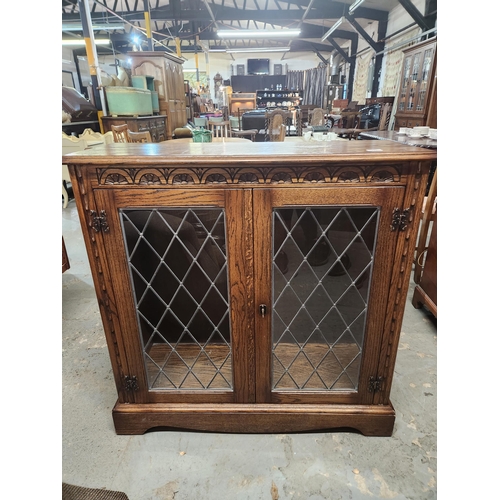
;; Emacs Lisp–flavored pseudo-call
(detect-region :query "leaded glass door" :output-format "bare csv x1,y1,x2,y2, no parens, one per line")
95,188,254,404
253,187,405,405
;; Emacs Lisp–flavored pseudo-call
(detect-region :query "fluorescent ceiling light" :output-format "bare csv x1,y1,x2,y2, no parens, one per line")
62,39,111,46
348,0,366,14
226,47,291,53
62,23,125,31
218,29,301,39
208,48,227,52
321,16,345,42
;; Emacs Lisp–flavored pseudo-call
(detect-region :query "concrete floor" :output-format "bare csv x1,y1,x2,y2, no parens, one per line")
62,197,437,500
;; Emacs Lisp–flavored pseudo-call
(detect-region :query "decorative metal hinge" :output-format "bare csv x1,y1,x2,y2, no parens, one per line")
368,376,383,393
124,375,139,391
90,210,109,233
391,208,410,232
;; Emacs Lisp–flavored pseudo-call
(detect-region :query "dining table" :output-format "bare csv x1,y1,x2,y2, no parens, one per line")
359,130,437,149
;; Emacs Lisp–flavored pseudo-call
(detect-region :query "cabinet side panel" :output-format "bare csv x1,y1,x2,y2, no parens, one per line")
68,165,133,403
374,164,430,405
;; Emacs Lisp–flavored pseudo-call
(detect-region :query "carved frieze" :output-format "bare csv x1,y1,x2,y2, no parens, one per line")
97,164,403,186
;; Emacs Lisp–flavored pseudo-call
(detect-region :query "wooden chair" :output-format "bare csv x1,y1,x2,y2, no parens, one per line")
414,169,437,284
265,109,288,142
412,169,437,317
352,103,393,139
229,116,257,142
111,123,131,143
309,108,326,126
193,117,208,128
127,130,152,143
208,120,230,138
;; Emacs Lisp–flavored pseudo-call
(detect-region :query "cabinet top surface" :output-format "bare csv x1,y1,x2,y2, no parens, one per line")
63,140,436,166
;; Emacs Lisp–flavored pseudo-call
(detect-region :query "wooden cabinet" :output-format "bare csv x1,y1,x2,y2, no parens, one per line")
228,93,256,117
395,38,437,130
101,116,167,143
64,141,435,436
128,51,187,139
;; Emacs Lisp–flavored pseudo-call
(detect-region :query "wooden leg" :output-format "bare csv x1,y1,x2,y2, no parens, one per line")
412,285,437,317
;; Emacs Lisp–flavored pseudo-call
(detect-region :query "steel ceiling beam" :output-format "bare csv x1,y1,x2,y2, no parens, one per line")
345,13,384,53
398,0,431,31
62,1,389,23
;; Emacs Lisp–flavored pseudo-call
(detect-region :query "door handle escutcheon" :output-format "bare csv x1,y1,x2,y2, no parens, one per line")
259,304,267,317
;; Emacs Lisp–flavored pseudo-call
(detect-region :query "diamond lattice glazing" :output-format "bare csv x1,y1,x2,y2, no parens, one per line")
272,207,379,391
120,208,232,390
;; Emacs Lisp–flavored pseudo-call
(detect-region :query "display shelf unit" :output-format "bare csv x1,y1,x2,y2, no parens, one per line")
394,38,437,130
256,90,303,110
64,140,435,436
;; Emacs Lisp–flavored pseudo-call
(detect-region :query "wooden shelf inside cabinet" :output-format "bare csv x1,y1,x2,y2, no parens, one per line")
64,141,436,436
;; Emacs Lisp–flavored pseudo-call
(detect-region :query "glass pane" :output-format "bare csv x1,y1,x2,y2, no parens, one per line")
120,208,232,390
272,207,379,391
399,56,412,111
406,53,421,111
416,48,434,111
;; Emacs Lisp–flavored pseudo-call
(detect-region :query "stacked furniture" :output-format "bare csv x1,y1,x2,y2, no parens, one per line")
128,51,187,139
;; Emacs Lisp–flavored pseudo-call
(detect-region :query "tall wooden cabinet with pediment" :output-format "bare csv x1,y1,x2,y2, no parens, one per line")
128,51,187,139
64,141,436,436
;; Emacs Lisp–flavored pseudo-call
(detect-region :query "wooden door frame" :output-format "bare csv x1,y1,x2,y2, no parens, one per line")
252,185,405,405
94,187,255,404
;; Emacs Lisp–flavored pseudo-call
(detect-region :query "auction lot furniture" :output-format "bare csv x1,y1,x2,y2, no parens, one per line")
394,38,437,130
64,140,435,436
128,51,187,139
102,116,167,143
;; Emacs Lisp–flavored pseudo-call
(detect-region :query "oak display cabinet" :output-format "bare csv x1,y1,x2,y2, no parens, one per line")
64,141,435,436
394,38,437,130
